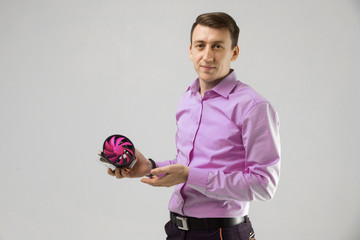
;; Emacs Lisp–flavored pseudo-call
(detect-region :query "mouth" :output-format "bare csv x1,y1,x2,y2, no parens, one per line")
201,65,215,71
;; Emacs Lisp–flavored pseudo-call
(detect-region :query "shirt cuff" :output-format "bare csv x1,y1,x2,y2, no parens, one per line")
187,167,208,192
155,160,171,168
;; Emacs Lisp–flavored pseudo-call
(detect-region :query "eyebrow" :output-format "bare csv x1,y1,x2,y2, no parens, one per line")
193,40,225,44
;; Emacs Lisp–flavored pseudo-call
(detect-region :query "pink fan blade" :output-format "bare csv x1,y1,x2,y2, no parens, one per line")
117,156,124,165
108,156,119,163
109,136,116,147
119,142,133,147
121,154,128,164
104,150,117,158
113,145,125,155
124,148,134,155
115,137,125,146
104,141,113,151
124,153,131,164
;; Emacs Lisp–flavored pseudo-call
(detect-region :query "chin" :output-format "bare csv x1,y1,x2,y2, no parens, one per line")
199,73,216,81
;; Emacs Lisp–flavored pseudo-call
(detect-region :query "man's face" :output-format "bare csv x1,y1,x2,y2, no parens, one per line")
190,24,239,87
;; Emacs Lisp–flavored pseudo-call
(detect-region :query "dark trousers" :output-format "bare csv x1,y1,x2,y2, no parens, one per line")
164,216,255,240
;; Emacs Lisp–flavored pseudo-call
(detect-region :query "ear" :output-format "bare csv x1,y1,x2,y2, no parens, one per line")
189,44,193,61
231,45,239,61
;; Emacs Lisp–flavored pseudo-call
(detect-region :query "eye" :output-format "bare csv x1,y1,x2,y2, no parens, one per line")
196,44,205,49
213,44,223,49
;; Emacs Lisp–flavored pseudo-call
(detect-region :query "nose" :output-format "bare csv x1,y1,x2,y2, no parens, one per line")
203,46,214,62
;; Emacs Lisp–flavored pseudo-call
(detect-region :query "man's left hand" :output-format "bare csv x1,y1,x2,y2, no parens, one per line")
141,164,189,187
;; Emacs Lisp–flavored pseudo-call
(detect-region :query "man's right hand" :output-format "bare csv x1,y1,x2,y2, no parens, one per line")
107,148,154,179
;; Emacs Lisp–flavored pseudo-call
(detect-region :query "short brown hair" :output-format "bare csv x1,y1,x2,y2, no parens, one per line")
190,12,240,49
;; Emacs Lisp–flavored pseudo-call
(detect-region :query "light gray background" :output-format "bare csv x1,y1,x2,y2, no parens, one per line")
1,0,359,239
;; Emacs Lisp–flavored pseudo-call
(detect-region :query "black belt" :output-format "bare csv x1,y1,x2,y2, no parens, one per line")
170,212,247,231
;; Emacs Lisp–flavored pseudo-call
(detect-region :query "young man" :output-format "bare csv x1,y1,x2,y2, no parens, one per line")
108,12,281,240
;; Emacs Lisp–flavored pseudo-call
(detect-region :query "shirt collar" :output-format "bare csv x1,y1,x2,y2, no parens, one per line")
188,69,239,98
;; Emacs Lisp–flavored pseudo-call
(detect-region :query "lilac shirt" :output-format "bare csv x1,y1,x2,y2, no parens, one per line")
157,70,281,218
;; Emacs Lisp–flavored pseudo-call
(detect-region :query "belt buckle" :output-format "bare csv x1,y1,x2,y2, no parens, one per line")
176,216,189,231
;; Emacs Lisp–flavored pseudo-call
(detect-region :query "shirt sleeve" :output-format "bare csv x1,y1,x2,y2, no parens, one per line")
156,159,176,168
186,102,281,202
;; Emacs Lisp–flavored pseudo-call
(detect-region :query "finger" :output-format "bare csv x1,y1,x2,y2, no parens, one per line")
107,168,115,176
141,176,160,186
141,175,173,187
140,177,150,184
151,166,170,176
120,168,131,178
115,168,123,179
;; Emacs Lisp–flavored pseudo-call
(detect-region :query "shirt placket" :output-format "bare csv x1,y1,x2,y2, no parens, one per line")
188,93,204,165
180,93,204,215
